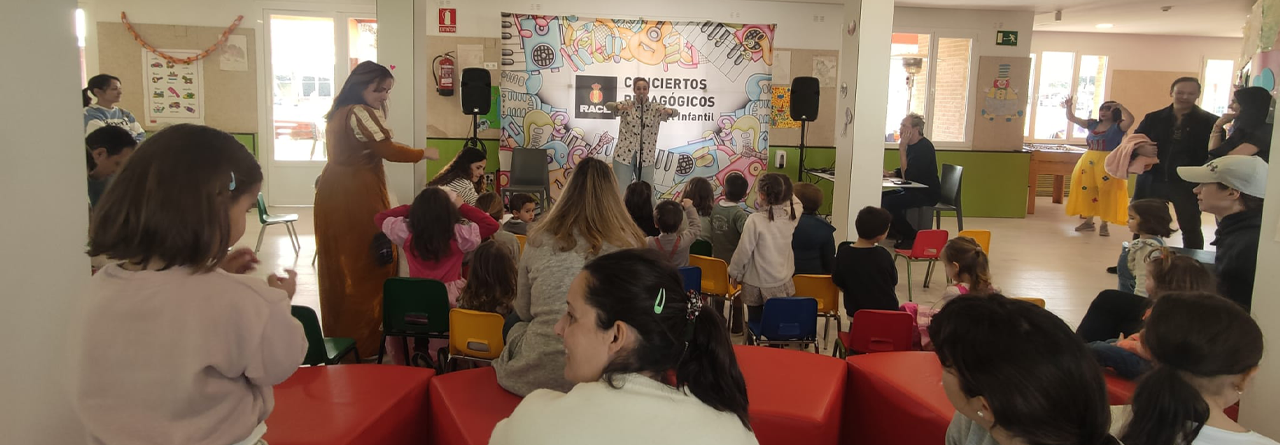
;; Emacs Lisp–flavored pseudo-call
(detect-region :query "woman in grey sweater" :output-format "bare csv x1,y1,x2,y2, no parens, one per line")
493,157,646,396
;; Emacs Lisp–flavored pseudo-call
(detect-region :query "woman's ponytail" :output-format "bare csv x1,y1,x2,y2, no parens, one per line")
676,300,751,429
1119,365,1209,445
82,87,93,107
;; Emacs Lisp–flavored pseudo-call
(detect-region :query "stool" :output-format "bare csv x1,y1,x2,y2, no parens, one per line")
735,345,846,445
428,366,523,445
844,352,953,445
264,365,434,445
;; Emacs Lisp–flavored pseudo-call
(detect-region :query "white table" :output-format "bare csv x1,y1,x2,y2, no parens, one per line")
882,178,928,189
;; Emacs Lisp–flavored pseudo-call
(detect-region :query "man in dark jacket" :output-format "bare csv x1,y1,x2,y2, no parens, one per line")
1133,77,1220,249
883,113,942,249
1177,156,1268,312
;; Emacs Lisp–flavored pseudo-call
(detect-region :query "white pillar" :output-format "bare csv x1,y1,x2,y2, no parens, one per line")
1240,123,1280,436
0,0,88,442
377,0,427,205
831,0,894,241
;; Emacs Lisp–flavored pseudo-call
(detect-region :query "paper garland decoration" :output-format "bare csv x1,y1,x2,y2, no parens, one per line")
121,12,244,65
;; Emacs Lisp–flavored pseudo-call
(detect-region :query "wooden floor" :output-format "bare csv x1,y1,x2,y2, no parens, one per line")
240,197,1219,349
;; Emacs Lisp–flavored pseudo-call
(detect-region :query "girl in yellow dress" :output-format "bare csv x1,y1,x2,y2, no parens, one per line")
1063,96,1134,237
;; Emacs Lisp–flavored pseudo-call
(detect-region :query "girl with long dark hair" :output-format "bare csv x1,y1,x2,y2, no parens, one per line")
624,181,661,237
1119,292,1272,445
1210,86,1273,161
427,147,487,205
83,74,146,142
489,249,756,444
931,295,1119,445
314,61,439,357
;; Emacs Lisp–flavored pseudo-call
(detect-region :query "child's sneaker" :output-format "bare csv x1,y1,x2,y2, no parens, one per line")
1074,221,1096,232
1099,224,1110,237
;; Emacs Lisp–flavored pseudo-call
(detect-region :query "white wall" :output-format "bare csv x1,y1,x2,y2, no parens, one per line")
424,0,843,50
894,7,1034,59
1241,121,1280,438
0,0,90,442
1031,31,1239,75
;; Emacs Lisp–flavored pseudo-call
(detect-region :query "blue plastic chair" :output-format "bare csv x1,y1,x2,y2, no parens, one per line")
746,297,819,352
678,266,702,294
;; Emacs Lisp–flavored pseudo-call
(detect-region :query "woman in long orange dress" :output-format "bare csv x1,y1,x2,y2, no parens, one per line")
314,62,438,357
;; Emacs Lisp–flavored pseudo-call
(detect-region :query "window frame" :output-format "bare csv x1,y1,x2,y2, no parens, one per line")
1023,52,1118,145
885,28,979,149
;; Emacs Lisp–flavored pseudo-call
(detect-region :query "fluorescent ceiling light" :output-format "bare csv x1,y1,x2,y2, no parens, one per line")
1096,23,1114,29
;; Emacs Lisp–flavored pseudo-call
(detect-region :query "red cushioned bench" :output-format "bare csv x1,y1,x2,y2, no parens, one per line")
264,365,435,445
844,352,954,445
428,366,523,445
734,345,847,445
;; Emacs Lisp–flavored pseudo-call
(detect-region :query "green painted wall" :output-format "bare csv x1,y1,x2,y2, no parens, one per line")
232,133,257,160
884,149,1030,218
424,138,502,180
422,141,1033,218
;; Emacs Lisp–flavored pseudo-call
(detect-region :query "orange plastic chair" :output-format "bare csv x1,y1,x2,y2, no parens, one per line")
514,234,526,257
445,309,505,372
1012,297,1046,308
689,254,742,331
793,274,842,341
957,230,991,255
893,229,949,302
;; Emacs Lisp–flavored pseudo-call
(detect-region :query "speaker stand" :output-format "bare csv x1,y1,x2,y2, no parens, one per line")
798,120,809,182
463,114,487,154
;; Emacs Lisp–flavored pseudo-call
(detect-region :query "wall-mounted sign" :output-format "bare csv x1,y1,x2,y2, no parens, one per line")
996,30,1018,46
439,8,457,33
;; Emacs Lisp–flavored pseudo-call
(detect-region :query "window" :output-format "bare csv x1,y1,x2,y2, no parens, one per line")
1071,55,1109,138
886,33,930,142
1032,51,1074,140
76,8,86,85
884,33,974,144
1025,53,1036,137
1202,59,1236,116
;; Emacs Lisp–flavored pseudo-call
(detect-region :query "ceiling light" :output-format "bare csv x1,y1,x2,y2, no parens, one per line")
1096,23,1114,29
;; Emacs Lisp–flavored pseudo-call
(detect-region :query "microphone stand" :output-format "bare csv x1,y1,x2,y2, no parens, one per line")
633,99,645,183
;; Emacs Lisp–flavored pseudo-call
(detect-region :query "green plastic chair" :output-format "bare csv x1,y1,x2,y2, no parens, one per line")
290,305,358,365
255,192,300,255
376,278,452,366
690,239,713,257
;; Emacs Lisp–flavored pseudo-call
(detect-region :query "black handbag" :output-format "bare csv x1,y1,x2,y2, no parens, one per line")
371,232,395,266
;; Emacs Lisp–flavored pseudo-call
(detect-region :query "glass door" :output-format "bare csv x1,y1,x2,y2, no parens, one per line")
264,13,375,205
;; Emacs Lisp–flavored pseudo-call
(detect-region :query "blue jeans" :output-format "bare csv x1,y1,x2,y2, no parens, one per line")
1116,246,1136,293
613,159,655,196
1088,340,1150,379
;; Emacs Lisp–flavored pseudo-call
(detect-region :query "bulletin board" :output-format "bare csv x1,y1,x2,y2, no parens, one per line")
96,22,257,133
770,48,839,148
1110,70,1200,130
424,36,502,139
972,56,1032,151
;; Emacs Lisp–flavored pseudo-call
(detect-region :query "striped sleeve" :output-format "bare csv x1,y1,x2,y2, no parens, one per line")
349,106,392,142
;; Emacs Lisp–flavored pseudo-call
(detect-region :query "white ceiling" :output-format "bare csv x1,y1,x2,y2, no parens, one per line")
895,0,1252,38
763,0,1253,38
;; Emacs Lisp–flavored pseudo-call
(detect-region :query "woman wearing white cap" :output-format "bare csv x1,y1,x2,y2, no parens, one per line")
1177,155,1268,311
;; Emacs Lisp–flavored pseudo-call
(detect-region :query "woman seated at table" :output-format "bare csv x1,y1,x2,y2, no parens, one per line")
932,295,1119,445
488,249,757,445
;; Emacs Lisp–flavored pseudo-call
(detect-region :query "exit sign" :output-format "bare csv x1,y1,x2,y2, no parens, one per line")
996,30,1019,46
439,8,457,33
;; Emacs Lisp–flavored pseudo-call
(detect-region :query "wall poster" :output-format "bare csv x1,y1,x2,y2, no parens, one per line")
142,49,206,125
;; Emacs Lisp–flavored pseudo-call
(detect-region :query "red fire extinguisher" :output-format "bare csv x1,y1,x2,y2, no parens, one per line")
434,52,456,96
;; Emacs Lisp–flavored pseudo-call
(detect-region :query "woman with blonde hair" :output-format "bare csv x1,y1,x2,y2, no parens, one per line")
493,157,646,396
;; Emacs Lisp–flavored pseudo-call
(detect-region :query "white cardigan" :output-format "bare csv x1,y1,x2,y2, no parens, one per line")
488,373,758,445
728,196,803,288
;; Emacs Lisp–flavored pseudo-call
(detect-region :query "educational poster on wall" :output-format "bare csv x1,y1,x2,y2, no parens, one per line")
498,14,775,203
142,49,206,125
972,56,1030,150
771,86,801,129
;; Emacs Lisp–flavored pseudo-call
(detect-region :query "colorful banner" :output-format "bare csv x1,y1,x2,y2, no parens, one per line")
498,14,776,203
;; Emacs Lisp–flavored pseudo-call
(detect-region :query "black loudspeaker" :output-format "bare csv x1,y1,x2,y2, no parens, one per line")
790,76,820,122
461,68,491,116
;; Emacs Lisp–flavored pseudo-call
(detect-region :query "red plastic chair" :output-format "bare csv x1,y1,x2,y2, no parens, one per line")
893,230,949,302
834,310,915,358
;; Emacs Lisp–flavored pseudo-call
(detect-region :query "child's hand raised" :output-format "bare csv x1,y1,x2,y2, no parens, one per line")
267,269,298,299
219,247,260,274
445,188,463,208
681,198,694,208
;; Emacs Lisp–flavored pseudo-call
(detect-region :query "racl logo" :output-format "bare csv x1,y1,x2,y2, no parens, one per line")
575,75,617,119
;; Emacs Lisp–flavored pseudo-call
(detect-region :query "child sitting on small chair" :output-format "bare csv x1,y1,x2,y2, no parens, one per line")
646,198,702,267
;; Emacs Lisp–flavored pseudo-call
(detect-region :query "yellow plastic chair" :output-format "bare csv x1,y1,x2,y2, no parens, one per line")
689,254,742,331
1012,297,1046,308
957,229,991,255
445,309,506,372
514,234,527,257
793,274,842,342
